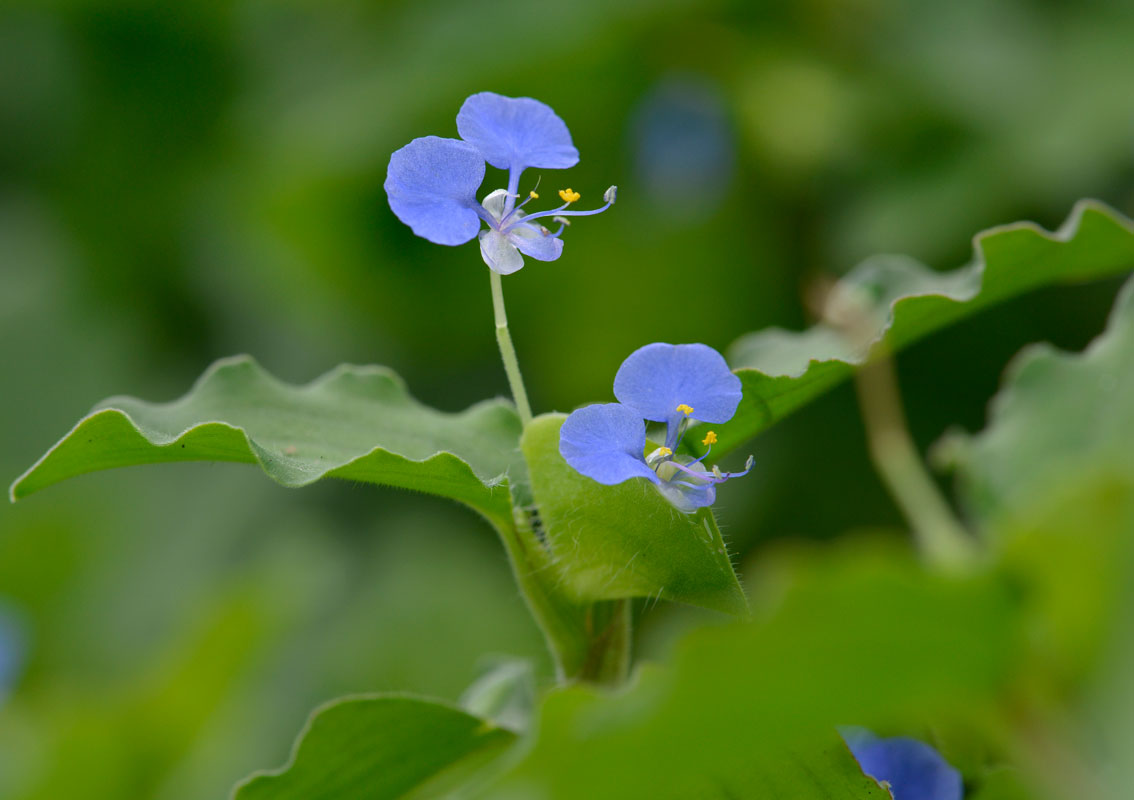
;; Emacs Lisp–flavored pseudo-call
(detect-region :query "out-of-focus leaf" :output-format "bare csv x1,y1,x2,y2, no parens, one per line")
943,274,1134,799
232,694,515,800
946,273,1134,524
715,200,1134,456
940,273,1134,682
485,543,1021,799
521,414,747,616
10,356,521,526
459,659,536,734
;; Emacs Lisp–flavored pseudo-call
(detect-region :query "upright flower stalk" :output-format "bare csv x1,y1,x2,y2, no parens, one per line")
384,91,615,425
489,269,532,426
386,91,623,683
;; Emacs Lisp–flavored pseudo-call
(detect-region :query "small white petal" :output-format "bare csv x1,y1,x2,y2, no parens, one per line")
480,189,511,222
479,229,525,274
509,225,563,262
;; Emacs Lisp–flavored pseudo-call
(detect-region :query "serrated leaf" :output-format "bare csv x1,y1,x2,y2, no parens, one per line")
232,694,515,800
521,413,747,616
714,200,1134,455
11,356,521,525
486,543,1020,799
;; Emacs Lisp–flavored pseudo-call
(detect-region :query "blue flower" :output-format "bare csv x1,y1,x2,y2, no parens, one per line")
385,92,616,274
842,727,963,800
559,343,750,512
0,603,25,704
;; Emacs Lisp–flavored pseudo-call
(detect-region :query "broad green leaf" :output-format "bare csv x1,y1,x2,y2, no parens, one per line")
521,413,747,616
947,273,1134,524
714,200,1134,456
486,542,1021,799
940,274,1134,684
232,694,515,800
10,356,521,525
943,274,1134,800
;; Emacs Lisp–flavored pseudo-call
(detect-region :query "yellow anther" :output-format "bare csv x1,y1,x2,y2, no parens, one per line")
701,431,718,446
529,190,539,199
558,188,580,204
676,403,694,416
658,447,673,457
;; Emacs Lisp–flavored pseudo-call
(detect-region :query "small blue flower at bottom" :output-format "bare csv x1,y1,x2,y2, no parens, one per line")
559,343,751,512
842,727,963,800
384,92,616,274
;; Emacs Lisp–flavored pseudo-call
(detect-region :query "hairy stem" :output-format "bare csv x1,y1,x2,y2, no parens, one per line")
491,509,630,686
490,270,533,426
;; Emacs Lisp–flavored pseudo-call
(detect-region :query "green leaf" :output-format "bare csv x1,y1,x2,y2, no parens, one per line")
946,273,1134,524
941,274,1134,800
486,542,1021,798
10,356,521,525
232,694,516,800
940,274,1134,684
715,200,1134,455
521,413,747,616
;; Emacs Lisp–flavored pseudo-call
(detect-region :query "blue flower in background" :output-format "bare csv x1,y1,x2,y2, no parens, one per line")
385,92,616,274
0,603,26,703
842,727,963,800
560,343,751,512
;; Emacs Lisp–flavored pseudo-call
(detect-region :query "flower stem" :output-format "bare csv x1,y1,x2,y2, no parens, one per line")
490,509,630,686
854,352,978,569
489,270,533,426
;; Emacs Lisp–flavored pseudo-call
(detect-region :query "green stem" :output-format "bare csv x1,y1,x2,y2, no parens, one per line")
490,510,631,686
854,353,977,569
490,270,533,426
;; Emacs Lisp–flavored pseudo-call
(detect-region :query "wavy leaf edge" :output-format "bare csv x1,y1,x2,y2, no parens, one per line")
9,354,520,509
731,199,1134,379
227,691,513,800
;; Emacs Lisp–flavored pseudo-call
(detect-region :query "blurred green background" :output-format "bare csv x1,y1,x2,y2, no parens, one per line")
1,0,1132,797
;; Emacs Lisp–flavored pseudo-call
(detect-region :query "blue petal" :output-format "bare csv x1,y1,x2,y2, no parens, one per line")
613,343,742,426
385,136,486,245
559,403,659,486
457,92,580,172
842,728,963,800
0,604,25,700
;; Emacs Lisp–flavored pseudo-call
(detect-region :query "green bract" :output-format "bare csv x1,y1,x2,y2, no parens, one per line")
524,414,747,615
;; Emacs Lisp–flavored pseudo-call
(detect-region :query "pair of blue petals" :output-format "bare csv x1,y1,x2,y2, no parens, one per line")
385,92,611,274
559,342,744,511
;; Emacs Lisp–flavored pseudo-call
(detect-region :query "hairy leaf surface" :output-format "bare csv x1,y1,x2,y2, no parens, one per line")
522,413,747,616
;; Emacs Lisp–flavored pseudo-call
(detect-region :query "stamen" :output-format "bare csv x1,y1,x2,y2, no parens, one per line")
513,186,618,226
676,404,694,416
529,190,539,200
701,431,718,446
645,445,674,468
